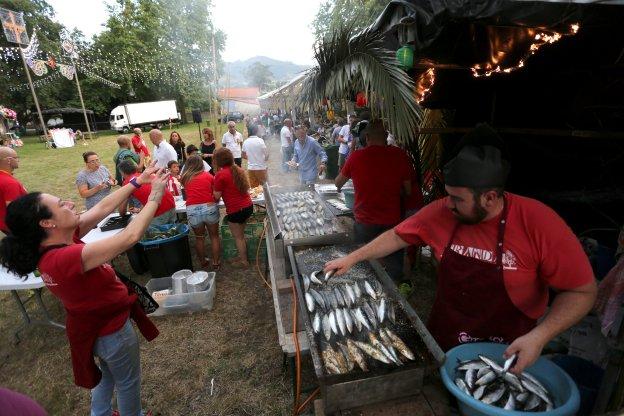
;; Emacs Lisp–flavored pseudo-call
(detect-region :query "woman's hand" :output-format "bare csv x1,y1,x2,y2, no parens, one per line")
136,161,158,185
148,168,170,203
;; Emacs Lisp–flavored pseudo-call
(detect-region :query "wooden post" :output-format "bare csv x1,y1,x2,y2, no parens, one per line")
18,49,47,139
211,28,218,129
71,58,93,140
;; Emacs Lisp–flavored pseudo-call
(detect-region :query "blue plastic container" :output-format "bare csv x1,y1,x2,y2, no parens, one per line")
440,342,580,416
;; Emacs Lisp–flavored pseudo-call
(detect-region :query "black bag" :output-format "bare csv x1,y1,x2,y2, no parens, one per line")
114,268,159,314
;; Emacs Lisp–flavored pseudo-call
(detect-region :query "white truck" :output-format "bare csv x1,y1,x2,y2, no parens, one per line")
109,100,179,132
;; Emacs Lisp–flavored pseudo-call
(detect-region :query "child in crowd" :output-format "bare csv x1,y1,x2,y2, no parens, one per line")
167,160,182,196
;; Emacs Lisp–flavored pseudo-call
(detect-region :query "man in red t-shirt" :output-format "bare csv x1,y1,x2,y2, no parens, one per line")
325,124,597,374
335,119,414,281
117,160,176,226
131,128,151,170
0,147,27,233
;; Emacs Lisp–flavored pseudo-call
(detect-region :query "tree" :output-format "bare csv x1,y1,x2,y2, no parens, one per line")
311,0,388,43
245,62,273,92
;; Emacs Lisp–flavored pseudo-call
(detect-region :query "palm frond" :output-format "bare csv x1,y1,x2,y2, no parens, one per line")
299,25,422,144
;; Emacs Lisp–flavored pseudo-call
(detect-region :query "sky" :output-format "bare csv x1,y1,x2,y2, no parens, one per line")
46,0,323,65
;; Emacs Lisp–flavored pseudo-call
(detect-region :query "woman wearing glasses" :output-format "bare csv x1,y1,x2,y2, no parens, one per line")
76,151,117,210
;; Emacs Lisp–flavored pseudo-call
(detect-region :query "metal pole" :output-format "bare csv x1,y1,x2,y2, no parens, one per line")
19,49,47,138
71,58,93,140
211,28,218,127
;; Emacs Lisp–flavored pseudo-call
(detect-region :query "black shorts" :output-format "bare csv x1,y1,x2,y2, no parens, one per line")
225,205,253,224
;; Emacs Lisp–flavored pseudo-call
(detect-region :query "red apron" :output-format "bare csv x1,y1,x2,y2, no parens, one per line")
427,199,536,351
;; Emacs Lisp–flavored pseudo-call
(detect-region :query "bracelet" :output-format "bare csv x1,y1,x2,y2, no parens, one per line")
129,177,141,189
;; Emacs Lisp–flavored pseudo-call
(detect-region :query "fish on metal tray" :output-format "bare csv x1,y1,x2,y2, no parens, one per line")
334,287,345,308
322,346,342,375
342,308,353,334
312,313,321,333
336,342,354,372
322,314,331,341
376,330,402,365
328,310,338,336
303,274,310,292
353,340,391,364
364,280,377,300
346,339,369,372
368,332,400,366
383,328,416,361
377,298,386,323
335,306,347,336
310,270,323,285
353,307,371,331
309,288,326,310
362,301,378,329
304,292,315,313
350,308,363,332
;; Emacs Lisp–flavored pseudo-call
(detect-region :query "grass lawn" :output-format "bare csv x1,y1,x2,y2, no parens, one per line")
16,120,236,211
0,122,299,415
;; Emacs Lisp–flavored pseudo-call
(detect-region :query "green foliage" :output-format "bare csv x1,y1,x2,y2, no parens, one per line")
0,0,225,123
299,25,422,144
311,0,388,43
245,61,273,92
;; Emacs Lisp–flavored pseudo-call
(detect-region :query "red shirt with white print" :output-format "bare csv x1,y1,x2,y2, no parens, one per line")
394,192,594,319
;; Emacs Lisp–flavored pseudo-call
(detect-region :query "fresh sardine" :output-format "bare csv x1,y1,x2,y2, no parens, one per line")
329,310,338,335
344,284,356,306
312,313,321,333
353,281,362,299
336,307,346,336
353,340,391,364
350,308,362,332
328,290,338,309
476,370,497,386
322,314,331,341
502,353,517,373
324,269,334,282
303,274,310,292
362,301,378,328
354,307,371,331
304,292,315,313
346,339,369,372
503,392,516,411
502,372,524,392
310,271,323,285
377,298,386,323
472,385,486,400
465,368,476,390
383,328,416,361
476,365,491,378
455,378,470,395
523,393,541,411
309,288,325,310
478,355,504,374
342,308,353,334
481,383,506,404
515,392,529,403
521,378,552,405
334,287,345,307
364,280,377,300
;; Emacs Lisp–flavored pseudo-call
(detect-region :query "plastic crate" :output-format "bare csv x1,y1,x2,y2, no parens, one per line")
145,272,216,316
222,238,267,261
219,212,266,239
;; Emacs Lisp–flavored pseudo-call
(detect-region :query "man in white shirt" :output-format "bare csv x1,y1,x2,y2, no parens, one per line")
337,114,356,170
149,129,177,169
242,124,269,188
280,118,294,173
222,121,244,166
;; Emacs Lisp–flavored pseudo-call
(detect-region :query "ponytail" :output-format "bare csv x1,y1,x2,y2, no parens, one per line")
0,193,52,277
230,164,250,194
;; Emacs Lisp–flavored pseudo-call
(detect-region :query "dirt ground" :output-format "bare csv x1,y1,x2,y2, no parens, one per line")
0,133,437,415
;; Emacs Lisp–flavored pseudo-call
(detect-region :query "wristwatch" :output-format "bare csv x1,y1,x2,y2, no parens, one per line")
129,177,141,189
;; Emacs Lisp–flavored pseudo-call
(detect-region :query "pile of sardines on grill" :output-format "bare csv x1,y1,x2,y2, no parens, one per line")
303,268,417,375
454,354,555,412
274,191,336,239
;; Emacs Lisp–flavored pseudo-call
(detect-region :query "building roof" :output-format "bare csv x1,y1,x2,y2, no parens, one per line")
217,87,260,100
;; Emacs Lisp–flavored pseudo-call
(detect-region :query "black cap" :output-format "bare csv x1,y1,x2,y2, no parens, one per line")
444,145,510,188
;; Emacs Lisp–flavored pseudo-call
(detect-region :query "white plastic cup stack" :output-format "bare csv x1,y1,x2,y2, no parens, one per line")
171,269,192,294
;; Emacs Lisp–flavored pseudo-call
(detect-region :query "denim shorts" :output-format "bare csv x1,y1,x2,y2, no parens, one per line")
186,203,219,228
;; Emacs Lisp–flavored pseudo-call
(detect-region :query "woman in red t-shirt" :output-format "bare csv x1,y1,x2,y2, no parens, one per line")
180,155,221,270
213,148,253,267
0,164,168,416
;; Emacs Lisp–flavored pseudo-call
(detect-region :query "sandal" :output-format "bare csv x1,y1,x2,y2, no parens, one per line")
212,261,221,271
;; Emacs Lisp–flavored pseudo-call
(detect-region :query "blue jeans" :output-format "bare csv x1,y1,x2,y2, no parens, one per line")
281,145,294,173
149,208,176,227
91,319,142,416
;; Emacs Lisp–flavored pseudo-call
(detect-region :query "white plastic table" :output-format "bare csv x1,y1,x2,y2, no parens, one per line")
175,195,266,213
0,267,65,343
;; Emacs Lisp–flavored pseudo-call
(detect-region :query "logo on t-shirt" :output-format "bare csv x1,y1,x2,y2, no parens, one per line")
449,244,518,270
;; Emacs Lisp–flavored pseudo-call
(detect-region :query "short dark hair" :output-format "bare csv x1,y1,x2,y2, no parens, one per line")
186,144,198,154
248,124,258,136
167,160,179,169
303,120,311,129
118,159,138,175
82,151,97,162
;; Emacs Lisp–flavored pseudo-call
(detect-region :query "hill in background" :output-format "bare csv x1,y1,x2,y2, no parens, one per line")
223,56,310,88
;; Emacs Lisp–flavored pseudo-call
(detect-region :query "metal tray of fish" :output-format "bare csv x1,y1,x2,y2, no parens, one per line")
264,184,351,246
288,245,445,414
